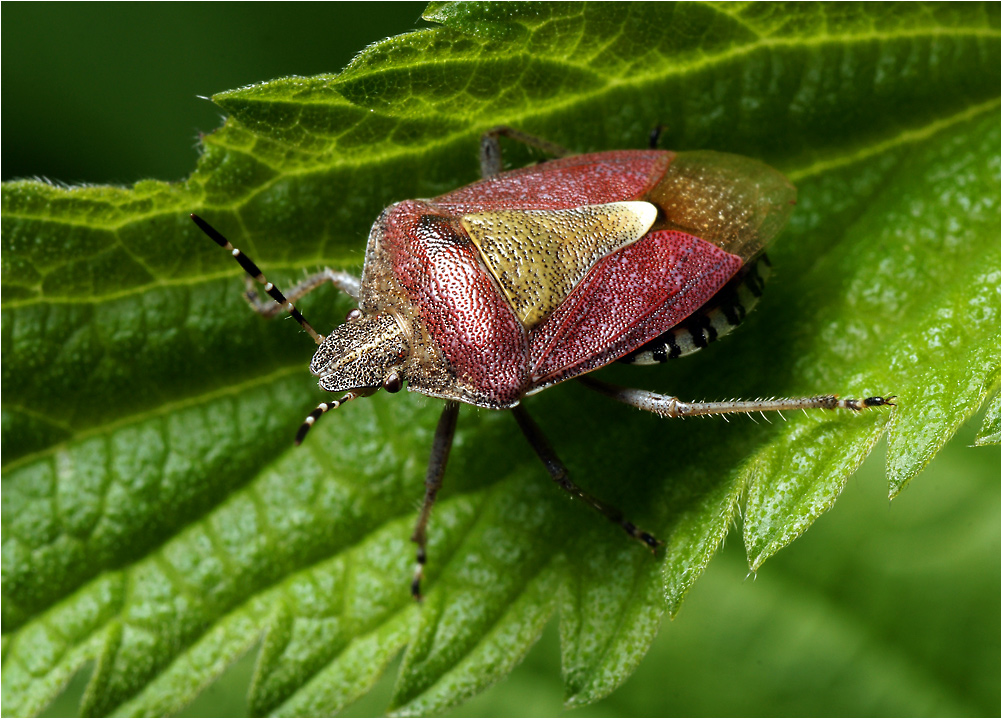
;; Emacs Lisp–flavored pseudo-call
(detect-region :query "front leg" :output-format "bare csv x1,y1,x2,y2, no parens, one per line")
244,268,361,317
192,214,327,344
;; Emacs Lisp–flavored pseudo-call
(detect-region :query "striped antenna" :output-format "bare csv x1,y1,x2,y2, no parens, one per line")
191,214,323,345
294,390,372,445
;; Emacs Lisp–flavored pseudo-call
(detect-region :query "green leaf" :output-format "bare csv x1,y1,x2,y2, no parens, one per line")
3,2,999,716
452,429,999,716
974,391,1000,445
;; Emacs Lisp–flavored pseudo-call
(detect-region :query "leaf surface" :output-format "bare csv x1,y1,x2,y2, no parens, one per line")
975,391,1000,446
2,2,999,716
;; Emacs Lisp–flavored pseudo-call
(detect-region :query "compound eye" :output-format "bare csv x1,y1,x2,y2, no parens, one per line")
382,372,403,394
345,308,363,322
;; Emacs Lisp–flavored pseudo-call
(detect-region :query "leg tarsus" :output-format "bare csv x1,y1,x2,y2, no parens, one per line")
511,405,663,552
410,401,460,600
850,396,897,410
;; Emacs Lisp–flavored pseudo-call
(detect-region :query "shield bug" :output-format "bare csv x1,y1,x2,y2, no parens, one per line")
192,126,894,598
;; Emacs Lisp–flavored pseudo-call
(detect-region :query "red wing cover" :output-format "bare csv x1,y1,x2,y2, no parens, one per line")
384,201,529,405
434,151,672,212
528,230,743,388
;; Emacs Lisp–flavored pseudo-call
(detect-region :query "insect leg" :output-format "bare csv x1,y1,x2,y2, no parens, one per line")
244,268,361,318
577,376,896,417
511,405,662,551
648,124,669,149
191,214,325,344
480,126,572,179
410,400,460,601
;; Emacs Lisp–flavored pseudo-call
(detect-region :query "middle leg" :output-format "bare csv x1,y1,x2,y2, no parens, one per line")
511,405,661,550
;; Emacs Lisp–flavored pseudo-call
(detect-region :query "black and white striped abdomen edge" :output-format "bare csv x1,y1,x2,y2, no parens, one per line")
618,254,771,365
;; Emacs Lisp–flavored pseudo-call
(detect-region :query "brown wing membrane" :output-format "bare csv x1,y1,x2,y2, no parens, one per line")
645,151,796,262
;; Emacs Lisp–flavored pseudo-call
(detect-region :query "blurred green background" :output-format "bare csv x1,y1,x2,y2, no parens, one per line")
2,2,426,183
5,3,998,716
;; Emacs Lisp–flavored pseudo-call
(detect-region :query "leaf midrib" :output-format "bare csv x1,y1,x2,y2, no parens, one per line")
788,98,1000,182
336,24,999,90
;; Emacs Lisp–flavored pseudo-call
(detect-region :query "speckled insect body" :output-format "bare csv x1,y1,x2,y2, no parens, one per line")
193,127,893,598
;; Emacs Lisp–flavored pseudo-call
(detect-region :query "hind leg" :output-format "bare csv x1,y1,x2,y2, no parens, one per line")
577,375,895,418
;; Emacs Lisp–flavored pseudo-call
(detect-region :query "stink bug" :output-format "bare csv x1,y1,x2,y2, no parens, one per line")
192,126,894,599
